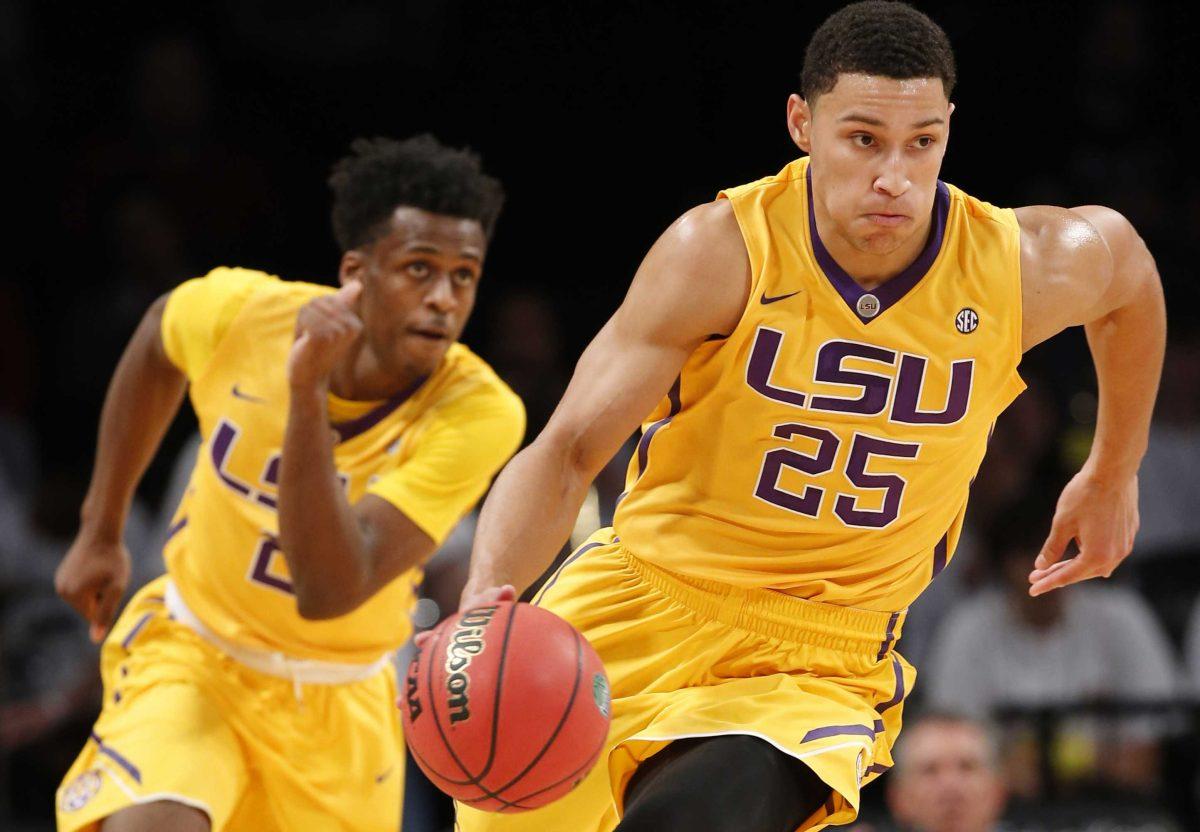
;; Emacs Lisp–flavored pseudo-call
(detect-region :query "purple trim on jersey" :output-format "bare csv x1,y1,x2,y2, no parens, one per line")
807,166,951,324
873,718,885,734
865,763,892,776
875,611,901,661
635,377,682,477
90,732,142,783
165,516,188,542
531,541,603,606
121,613,153,650
801,723,876,743
331,376,428,444
931,531,950,580
876,656,906,714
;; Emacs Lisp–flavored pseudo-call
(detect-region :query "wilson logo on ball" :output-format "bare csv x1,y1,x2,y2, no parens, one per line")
444,606,498,724
405,664,423,723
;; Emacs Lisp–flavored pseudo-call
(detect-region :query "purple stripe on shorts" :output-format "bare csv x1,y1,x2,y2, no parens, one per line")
634,377,682,478
90,732,142,784
531,541,603,606
801,724,876,743
875,656,906,714
875,611,900,661
165,515,188,542
931,531,950,580
121,613,153,650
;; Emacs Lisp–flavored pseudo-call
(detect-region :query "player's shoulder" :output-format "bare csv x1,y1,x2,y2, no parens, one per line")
1012,205,1111,271
943,182,1018,231
431,343,525,419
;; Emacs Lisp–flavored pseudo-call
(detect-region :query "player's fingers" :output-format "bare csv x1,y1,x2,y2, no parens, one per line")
1029,557,1092,596
334,280,363,305
89,584,123,644
1028,558,1073,583
1034,519,1073,571
496,584,517,603
413,629,435,649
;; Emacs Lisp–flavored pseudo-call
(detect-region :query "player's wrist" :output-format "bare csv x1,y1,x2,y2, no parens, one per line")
78,496,126,545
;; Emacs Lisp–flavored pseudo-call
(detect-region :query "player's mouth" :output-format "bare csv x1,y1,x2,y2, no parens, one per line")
864,213,910,227
407,325,451,342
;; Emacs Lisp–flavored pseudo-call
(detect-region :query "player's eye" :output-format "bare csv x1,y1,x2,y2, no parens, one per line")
406,261,431,279
913,135,935,149
851,134,875,148
452,268,478,286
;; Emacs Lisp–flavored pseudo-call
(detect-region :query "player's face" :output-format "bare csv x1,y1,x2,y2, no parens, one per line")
342,207,486,379
788,73,952,257
888,722,1006,832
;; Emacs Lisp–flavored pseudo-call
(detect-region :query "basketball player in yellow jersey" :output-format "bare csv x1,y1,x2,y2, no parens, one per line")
451,3,1164,831
52,135,524,832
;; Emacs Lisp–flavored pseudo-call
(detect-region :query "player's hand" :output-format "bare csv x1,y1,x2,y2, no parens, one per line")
54,533,132,643
287,281,364,391
1028,464,1139,596
412,584,517,649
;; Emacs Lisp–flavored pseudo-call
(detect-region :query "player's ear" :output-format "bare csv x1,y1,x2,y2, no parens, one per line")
787,94,813,153
339,250,365,287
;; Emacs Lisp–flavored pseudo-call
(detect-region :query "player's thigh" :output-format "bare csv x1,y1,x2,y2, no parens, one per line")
618,736,829,832
56,674,249,832
101,800,210,832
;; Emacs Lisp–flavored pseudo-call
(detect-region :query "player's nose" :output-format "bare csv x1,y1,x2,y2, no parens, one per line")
424,275,458,313
873,153,911,198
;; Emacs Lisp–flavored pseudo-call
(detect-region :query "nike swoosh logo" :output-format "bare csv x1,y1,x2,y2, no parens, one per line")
374,766,394,784
760,290,802,305
231,384,267,404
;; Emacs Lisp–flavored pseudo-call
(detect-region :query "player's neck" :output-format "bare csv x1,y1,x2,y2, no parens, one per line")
328,347,425,402
811,206,934,292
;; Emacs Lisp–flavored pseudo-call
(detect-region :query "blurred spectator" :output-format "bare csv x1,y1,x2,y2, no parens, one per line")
924,504,1178,798
886,712,1007,832
1136,334,1200,558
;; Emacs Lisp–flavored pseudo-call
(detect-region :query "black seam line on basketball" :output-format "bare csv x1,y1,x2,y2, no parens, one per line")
424,612,497,791
476,601,521,785
456,633,592,806
479,627,587,807
459,709,609,810
417,602,520,797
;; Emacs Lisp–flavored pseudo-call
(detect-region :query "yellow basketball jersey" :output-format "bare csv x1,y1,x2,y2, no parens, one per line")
160,267,524,662
613,157,1024,611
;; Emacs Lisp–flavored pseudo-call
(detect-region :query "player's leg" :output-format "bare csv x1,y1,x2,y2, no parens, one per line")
101,801,210,832
56,580,250,832
616,736,830,832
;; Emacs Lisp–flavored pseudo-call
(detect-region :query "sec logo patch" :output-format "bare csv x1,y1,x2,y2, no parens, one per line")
59,769,103,812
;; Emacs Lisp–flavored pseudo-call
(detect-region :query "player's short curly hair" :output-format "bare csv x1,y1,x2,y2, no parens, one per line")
801,1,956,103
328,135,505,252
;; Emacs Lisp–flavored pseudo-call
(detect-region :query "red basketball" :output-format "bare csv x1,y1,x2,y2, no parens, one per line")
401,601,612,812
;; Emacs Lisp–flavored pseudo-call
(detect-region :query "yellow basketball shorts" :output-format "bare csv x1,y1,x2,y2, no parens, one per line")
455,529,914,832
55,576,404,832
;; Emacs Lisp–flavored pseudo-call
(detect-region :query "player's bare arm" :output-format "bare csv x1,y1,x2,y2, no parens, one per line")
460,200,751,607
1015,205,1165,595
54,294,188,642
277,281,438,619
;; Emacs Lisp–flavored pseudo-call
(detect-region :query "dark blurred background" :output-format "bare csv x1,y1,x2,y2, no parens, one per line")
1,1,1198,830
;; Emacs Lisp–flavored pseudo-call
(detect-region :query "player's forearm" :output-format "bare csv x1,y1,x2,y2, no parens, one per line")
277,386,370,619
1083,256,1165,481
81,297,186,543
466,433,595,597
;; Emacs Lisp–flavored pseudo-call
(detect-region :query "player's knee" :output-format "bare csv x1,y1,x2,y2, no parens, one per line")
101,800,211,832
